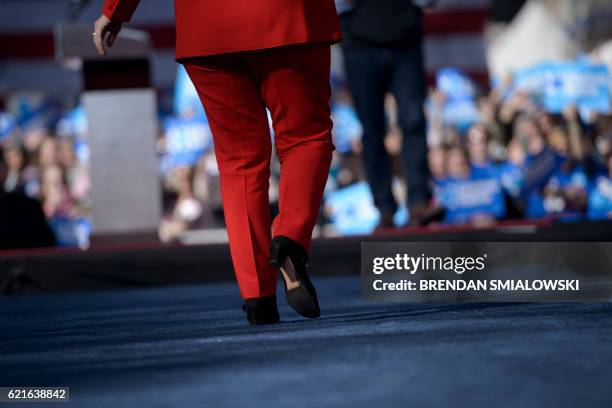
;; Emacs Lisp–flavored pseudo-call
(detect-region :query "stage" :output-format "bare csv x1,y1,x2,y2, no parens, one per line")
3,220,612,295
2,276,612,407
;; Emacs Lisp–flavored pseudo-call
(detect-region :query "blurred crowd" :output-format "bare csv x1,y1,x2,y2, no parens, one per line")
2,65,612,246
0,119,91,247
424,77,612,225
322,72,612,234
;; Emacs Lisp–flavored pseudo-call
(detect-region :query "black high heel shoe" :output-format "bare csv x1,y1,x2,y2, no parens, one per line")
269,236,320,318
242,294,280,325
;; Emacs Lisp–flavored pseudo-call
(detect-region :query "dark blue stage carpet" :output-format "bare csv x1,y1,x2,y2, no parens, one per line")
1,276,612,408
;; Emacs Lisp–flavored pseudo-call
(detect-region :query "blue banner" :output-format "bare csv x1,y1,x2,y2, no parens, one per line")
0,111,17,142
164,116,213,168
436,67,476,101
325,182,409,235
514,60,611,114
588,175,612,220
56,106,88,138
331,101,362,154
325,182,380,235
434,67,480,131
48,216,91,249
438,173,506,224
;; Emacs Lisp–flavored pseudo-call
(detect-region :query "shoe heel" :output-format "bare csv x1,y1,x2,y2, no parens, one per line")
269,241,286,268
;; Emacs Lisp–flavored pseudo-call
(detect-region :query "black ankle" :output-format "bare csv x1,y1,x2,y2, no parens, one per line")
242,294,279,325
269,235,308,268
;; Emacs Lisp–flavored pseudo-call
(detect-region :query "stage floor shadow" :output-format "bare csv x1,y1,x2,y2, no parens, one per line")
1,276,612,407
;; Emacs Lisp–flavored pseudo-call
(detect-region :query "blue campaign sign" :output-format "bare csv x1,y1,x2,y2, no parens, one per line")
440,99,480,132
497,161,524,198
48,216,91,249
56,106,87,138
515,60,611,114
325,182,380,235
331,101,362,154
588,176,612,220
164,116,213,167
514,62,552,95
438,174,506,224
436,67,476,101
0,111,17,142
545,61,610,113
434,67,480,131
325,182,408,235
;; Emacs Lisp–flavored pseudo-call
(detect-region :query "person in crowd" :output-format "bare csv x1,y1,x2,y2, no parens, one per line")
466,124,496,175
588,153,612,220
428,146,446,183
438,146,506,227
2,141,39,197
159,165,203,242
427,146,448,216
478,95,508,150
37,136,59,169
519,106,594,219
340,0,433,228
2,142,28,193
41,164,74,219
58,137,90,204
513,115,563,218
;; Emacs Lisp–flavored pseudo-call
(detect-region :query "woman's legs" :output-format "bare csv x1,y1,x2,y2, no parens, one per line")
182,44,334,301
184,55,277,299
247,44,334,251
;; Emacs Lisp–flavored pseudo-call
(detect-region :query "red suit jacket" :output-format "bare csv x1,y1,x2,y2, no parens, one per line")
103,0,342,60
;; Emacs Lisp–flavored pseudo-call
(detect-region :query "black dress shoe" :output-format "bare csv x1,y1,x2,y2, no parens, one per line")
375,211,396,231
242,294,280,325
269,236,320,318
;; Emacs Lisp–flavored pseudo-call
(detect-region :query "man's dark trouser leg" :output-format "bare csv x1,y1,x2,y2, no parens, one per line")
389,45,431,208
342,48,397,216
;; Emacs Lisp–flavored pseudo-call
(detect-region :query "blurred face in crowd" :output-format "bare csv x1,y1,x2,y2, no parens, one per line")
443,128,461,147
516,116,545,155
446,147,470,179
58,139,77,169
42,165,63,192
38,137,59,168
547,129,569,155
478,97,496,123
467,124,488,165
507,139,526,166
3,146,24,171
22,127,47,154
595,136,610,159
537,112,555,135
41,165,65,210
41,165,70,217
513,91,535,113
428,147,446,180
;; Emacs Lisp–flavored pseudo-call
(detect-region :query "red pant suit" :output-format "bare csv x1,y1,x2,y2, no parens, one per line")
103,0,342,298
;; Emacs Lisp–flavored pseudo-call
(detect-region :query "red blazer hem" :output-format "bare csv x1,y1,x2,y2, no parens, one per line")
175,36,342,62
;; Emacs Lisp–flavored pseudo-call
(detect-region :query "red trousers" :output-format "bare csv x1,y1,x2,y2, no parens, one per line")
183,44,334,299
